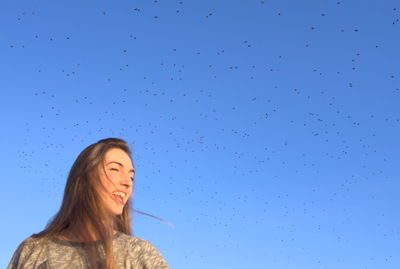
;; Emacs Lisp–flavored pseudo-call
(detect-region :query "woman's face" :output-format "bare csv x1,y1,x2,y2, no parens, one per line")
99,148,134,216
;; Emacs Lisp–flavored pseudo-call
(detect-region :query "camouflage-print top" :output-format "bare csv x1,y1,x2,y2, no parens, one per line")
7,232,170,269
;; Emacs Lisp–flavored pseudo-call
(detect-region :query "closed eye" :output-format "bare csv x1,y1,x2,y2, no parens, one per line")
110,168,119,172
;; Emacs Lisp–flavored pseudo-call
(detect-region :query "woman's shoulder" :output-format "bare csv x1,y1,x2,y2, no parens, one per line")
115,232,159,249
7,236,50,269
114,233,170,268
12,236,52,258
15,236,48,250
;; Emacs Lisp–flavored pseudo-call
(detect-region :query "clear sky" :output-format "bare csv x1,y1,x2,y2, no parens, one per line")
1,0,399,268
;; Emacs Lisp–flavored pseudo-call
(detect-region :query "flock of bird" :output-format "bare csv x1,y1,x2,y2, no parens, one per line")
4,1,399,268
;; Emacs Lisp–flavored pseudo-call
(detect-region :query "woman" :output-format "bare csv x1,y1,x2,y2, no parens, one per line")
8,138,170,269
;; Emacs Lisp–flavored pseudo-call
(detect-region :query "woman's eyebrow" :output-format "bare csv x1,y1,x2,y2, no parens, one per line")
106,161,135,173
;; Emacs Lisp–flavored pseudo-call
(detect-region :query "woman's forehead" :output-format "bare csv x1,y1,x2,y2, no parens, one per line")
104,148,133,167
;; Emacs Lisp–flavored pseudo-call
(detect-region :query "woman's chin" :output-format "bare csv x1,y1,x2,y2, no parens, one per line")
110,206,124,216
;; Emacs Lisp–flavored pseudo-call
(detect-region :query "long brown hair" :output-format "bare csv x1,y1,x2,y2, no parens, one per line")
33,138,133,269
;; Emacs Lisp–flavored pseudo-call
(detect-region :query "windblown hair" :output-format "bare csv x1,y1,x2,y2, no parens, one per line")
33,138,133,269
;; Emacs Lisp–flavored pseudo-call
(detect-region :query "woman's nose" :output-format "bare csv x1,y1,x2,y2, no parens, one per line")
120,172,133,187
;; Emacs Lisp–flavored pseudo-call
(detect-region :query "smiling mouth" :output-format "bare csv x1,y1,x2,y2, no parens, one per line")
111,191,126,205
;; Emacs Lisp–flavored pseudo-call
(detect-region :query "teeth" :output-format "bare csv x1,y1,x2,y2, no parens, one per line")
112,191,126,198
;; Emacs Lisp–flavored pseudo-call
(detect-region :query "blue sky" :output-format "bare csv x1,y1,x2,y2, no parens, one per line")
1,0,399,268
